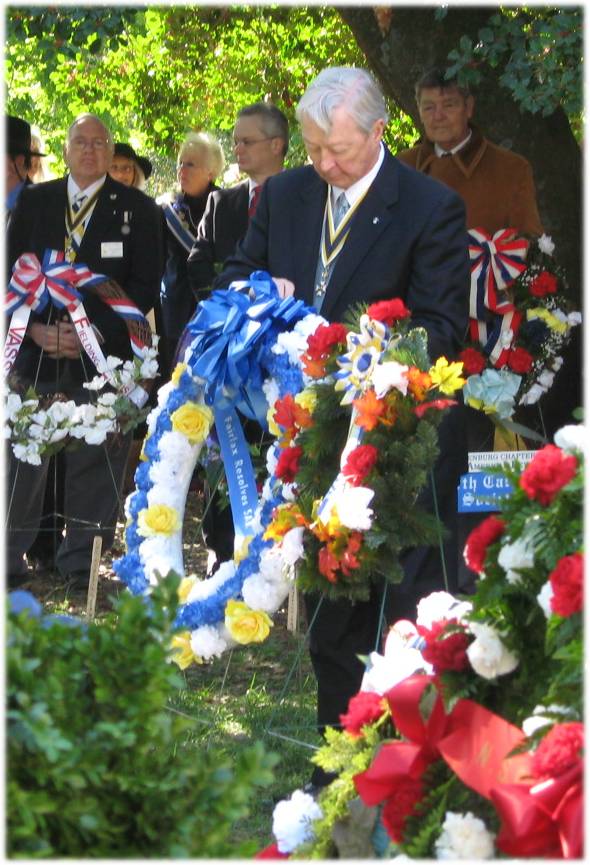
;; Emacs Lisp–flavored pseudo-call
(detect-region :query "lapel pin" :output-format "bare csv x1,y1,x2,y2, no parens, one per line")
110,193,117,200
373,217,380,225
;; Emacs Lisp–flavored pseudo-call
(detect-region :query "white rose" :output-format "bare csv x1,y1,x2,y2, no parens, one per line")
435,811,495,859
272,789,323,854
466,622,519,679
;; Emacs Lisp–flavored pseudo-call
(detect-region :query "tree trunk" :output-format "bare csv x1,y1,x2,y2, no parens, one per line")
339,6,582,301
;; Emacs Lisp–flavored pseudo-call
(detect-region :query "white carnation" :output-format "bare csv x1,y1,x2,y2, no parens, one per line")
551,355,564,371
435,811,495,859
242,574,289,612
272,789,323,853
416,591,472,628
262,377,280,415
158,430,199,465
537,581,554,618
537,234,555,256
334,485,374,531
568,311,582,326
466,622,519,679
371,360,409,398
280,527,305,567
538,369,555,389
554,424,585,454
497,535,535,584
190,625,228,660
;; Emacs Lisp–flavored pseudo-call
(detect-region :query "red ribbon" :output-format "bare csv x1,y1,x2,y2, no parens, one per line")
255,842,290,859
492,762,583,859
354,674,529,816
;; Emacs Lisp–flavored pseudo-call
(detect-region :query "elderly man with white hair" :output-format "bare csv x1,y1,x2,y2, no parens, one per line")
216,67,470,788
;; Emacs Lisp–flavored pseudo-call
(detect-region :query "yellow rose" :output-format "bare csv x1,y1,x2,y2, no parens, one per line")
225,600,272,645
171,402,213,444
137,503,181,537
295,388,317,414
178,575,197,604
171,363,188,386
428,357,466,395
170,631,202,669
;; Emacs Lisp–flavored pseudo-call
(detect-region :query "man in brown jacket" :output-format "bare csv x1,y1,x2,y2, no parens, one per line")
397,68,543,235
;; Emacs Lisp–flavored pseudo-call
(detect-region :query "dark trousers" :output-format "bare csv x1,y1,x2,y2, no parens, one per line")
6,431,131,579
303,408,466,784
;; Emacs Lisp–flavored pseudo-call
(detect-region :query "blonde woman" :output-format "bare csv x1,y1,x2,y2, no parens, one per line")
158,132,225,378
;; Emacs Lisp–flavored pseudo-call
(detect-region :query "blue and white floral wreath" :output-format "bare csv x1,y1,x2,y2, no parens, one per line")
114,273,325,663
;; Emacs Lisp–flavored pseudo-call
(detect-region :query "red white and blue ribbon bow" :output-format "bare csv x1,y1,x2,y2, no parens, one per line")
4,250,153,406
469,228,528,318
468,228,528,368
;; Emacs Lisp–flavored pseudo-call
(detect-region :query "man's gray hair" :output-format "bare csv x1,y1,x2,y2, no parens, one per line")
296,67,389,134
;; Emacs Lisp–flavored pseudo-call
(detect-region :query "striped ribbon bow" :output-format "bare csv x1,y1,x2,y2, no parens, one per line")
468,228,528,368
5,249,104,314
468,227,528,319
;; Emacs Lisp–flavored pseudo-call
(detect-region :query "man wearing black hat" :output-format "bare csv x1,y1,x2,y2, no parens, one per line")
5,115,44,223
109,142,153,191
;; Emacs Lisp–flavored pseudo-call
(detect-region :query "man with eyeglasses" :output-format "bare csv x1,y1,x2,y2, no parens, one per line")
6,112,163,590
186,102,289,574
187,101,289,297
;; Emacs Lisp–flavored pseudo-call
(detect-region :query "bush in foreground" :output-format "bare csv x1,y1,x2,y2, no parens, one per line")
7,579,277,858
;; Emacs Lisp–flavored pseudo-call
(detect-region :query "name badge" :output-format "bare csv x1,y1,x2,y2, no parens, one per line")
101,241,123,258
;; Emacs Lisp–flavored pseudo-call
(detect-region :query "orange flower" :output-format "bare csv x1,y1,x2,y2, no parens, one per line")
273,394,313,443
407,367,432,402
318,546,340,583
264,503,307,542
353,389,386,431
301,355,327,379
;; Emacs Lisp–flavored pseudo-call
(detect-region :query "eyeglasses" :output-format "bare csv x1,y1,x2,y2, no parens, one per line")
70,137,110,151
233,136,275,149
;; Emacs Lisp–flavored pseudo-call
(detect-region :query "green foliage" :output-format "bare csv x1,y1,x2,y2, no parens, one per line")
7,578,277,858
443,7,582,122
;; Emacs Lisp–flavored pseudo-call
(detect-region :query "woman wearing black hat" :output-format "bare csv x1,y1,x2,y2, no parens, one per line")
109,142,153,191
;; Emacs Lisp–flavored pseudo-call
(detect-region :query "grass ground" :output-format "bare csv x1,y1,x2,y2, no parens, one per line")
18,484,320,850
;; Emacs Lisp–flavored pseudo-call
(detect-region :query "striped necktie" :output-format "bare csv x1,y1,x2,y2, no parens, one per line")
65,191,96,262
248,184,262,219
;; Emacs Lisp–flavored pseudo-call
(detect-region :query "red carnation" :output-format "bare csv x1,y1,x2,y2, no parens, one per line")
519,444,577,507
417,618,470,673
549,552,583,617
305,323,348,359
381,777,424,842
342,444,379,486
367,298,411,326
464,514,506,573
532,722,584,779
529,270,558,297
507,346,534,374
275,445,302,483
459,346,487,375
340,691,386,737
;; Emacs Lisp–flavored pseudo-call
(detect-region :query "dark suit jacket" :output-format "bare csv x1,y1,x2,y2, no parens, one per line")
215,149,470,361
7,174,163,386
187,180,249,294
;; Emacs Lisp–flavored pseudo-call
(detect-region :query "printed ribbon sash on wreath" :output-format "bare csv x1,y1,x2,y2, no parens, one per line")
4,249,152,407
179,271,312,540
468,227,528,367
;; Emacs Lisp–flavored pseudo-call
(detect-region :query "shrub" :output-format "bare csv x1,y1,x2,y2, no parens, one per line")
7,579,277,858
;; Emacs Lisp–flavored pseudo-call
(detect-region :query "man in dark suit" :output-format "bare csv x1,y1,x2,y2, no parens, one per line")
215,67,470,786
186,102,289,573
6,112,163,589
187,102,289,296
